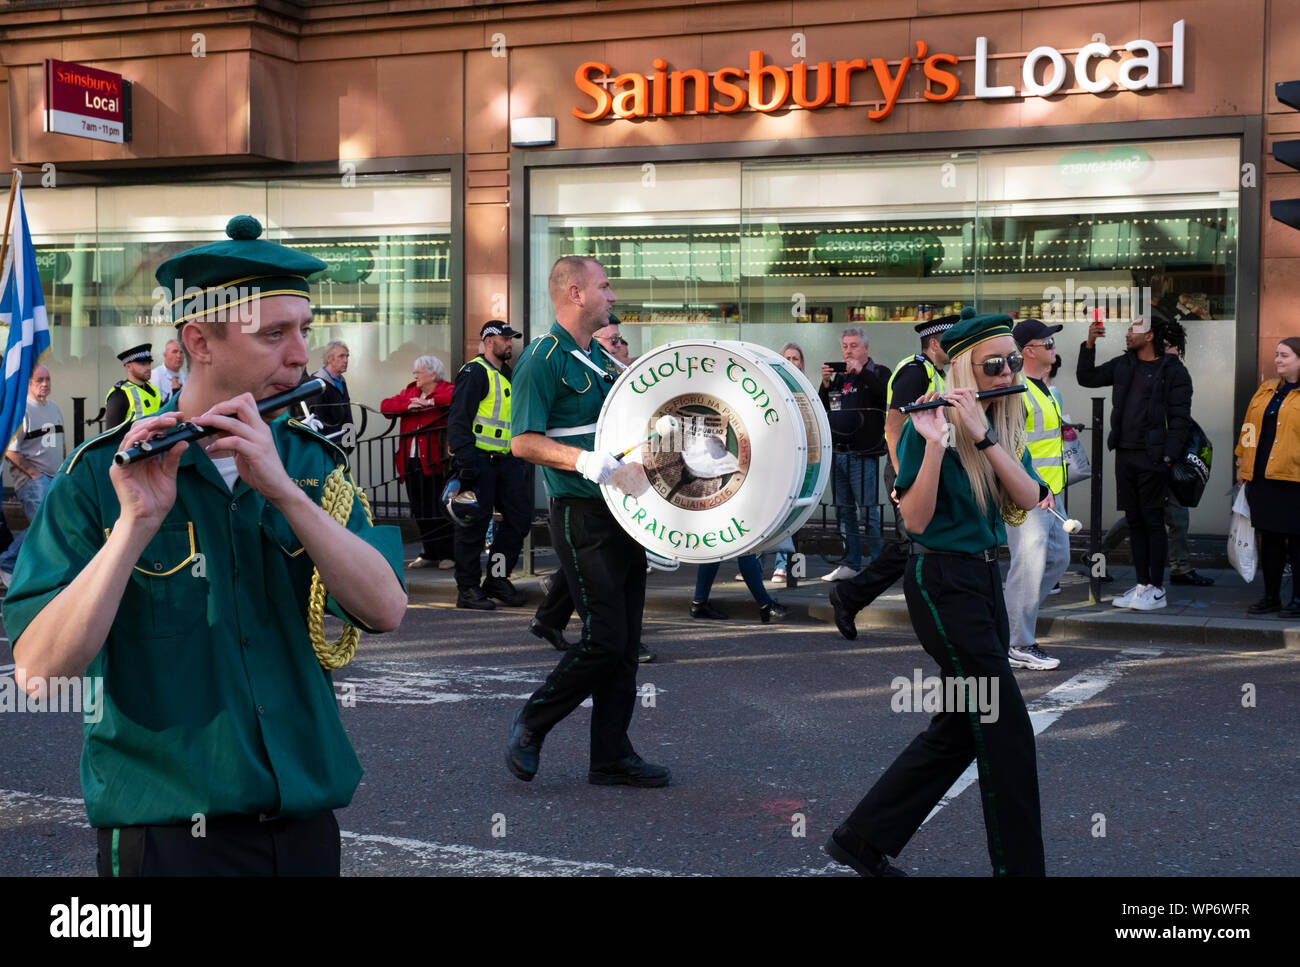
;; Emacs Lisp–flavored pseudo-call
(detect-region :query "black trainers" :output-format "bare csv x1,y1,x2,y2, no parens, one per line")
457,586,496,610
1170,569,1215,586
588,754,670,787
1247,595,1282,615
825,824,908,877
690,600,728,620
828,584,858,640
482,576,526,607
759,601,791,623
504,709,543,782
637,643,655,663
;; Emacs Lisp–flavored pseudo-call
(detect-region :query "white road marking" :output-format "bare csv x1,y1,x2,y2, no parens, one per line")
0,789,686,877
921,648,1161,824
341,831,684,877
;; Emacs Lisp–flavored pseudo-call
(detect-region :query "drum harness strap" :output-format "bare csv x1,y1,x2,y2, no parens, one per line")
545,347,625,439
306,464,374,670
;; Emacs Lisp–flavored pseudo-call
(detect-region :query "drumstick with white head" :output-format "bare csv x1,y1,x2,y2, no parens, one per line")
620,415,680,457
1046,506,1083,534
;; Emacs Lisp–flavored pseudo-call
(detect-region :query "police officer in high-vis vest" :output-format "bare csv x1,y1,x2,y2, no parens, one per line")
104,344,162,428
447,320,531,611
1003,319,1070,671
828,313,958,641
3,215,407,876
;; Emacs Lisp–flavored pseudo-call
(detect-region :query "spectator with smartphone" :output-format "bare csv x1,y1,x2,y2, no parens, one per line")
818,328,890,582
1077,311,1193,611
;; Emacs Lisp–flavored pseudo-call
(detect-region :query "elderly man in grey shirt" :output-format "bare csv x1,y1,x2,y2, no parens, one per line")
0,365,65,585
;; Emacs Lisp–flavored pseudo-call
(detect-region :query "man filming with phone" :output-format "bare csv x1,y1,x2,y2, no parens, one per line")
819,328,890,582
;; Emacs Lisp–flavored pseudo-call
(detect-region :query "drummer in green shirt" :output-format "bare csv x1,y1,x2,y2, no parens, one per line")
825,312,1051,878
3,216,407,876
503,255,669,788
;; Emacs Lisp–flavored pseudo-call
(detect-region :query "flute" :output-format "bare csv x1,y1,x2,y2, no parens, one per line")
113,378,328,467
898,384,1027,413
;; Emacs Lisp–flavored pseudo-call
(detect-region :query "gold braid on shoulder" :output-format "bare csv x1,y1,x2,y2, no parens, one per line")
1001,441,1029,527
306,465,373,669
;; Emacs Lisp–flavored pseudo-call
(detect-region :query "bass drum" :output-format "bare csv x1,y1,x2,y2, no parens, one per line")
594,340,831,567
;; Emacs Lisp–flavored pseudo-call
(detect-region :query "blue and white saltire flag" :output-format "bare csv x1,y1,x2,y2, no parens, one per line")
0,171,51,452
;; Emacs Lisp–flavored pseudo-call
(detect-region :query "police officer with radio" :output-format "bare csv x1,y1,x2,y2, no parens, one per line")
447,320,531,610
104,344,162,428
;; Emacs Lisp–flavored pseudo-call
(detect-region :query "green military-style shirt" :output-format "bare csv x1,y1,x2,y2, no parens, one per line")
894,421,1045,553
510,321,621,499
2,395,406,829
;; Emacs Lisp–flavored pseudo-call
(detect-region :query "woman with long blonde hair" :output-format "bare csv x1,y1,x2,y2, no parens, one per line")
826,313,1050,878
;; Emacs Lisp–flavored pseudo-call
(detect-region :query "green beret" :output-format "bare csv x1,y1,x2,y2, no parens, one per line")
154,216,327,327
940,306,1015,359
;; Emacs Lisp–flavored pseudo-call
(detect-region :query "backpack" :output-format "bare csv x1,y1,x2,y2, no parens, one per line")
1169,417,1213,508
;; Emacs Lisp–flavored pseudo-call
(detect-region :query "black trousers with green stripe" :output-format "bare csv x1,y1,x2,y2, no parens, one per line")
520,497,645,767
844,551,1045,876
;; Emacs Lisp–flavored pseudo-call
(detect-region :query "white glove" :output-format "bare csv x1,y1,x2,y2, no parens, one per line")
575,450,622,485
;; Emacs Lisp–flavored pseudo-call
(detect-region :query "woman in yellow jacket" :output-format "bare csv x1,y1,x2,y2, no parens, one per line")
1235,337,1300,614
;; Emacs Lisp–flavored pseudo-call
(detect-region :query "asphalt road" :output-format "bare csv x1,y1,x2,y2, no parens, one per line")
2,603,1297,877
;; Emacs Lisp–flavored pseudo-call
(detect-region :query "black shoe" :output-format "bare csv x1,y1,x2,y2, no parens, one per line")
759,601,791,623
529,617,568,650
1282,597,1300,617
690,600,728,620
505,709,543,782
588,754,670,787
825,825,908,877
1170,569,1215,587
457,586,496,610
482,576,526,607
637,643,655,663
828,584,858,641
1247,595,1282,615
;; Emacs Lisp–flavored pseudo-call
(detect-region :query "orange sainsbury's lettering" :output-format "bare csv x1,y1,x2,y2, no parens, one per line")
573,45,967,121
573,61,613,120
923,52,960,101
713,66,747,113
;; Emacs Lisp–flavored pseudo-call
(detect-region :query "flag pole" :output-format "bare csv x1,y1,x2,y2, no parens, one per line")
0,169,19,276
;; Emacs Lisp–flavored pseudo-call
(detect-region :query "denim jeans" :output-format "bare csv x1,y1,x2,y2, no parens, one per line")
832,452,882,569
0,473,53,573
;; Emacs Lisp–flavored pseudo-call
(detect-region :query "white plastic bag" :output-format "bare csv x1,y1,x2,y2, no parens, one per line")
1227,486,1256,584
1062,418,1091,486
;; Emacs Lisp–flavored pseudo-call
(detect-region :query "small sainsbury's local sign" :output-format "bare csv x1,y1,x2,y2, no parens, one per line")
573,20,1185,122
44,59,131,144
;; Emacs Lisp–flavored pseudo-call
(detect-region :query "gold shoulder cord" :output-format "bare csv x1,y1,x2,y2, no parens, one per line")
1001,442,1030,527
307,465,373,669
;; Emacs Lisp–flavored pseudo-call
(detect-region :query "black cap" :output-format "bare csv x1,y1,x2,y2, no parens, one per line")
117,344,153,364
480,319,522,339
1012,319,1064,347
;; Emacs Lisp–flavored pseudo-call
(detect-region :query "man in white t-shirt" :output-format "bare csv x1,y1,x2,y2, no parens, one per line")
151,339,186,404
0,365,65,585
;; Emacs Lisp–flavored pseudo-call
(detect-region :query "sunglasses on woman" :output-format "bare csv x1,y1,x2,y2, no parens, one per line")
977,351,1024,377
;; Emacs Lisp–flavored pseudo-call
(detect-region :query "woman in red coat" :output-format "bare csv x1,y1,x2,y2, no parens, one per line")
381,355,455,568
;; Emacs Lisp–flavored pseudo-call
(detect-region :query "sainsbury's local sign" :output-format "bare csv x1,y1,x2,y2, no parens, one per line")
44,59,131,144
574,20,1185,122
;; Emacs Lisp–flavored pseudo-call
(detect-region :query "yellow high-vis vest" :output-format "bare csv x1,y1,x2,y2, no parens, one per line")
1023,378,1065,494
467,356,512,453
106,380,161,423
887,354,946,409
